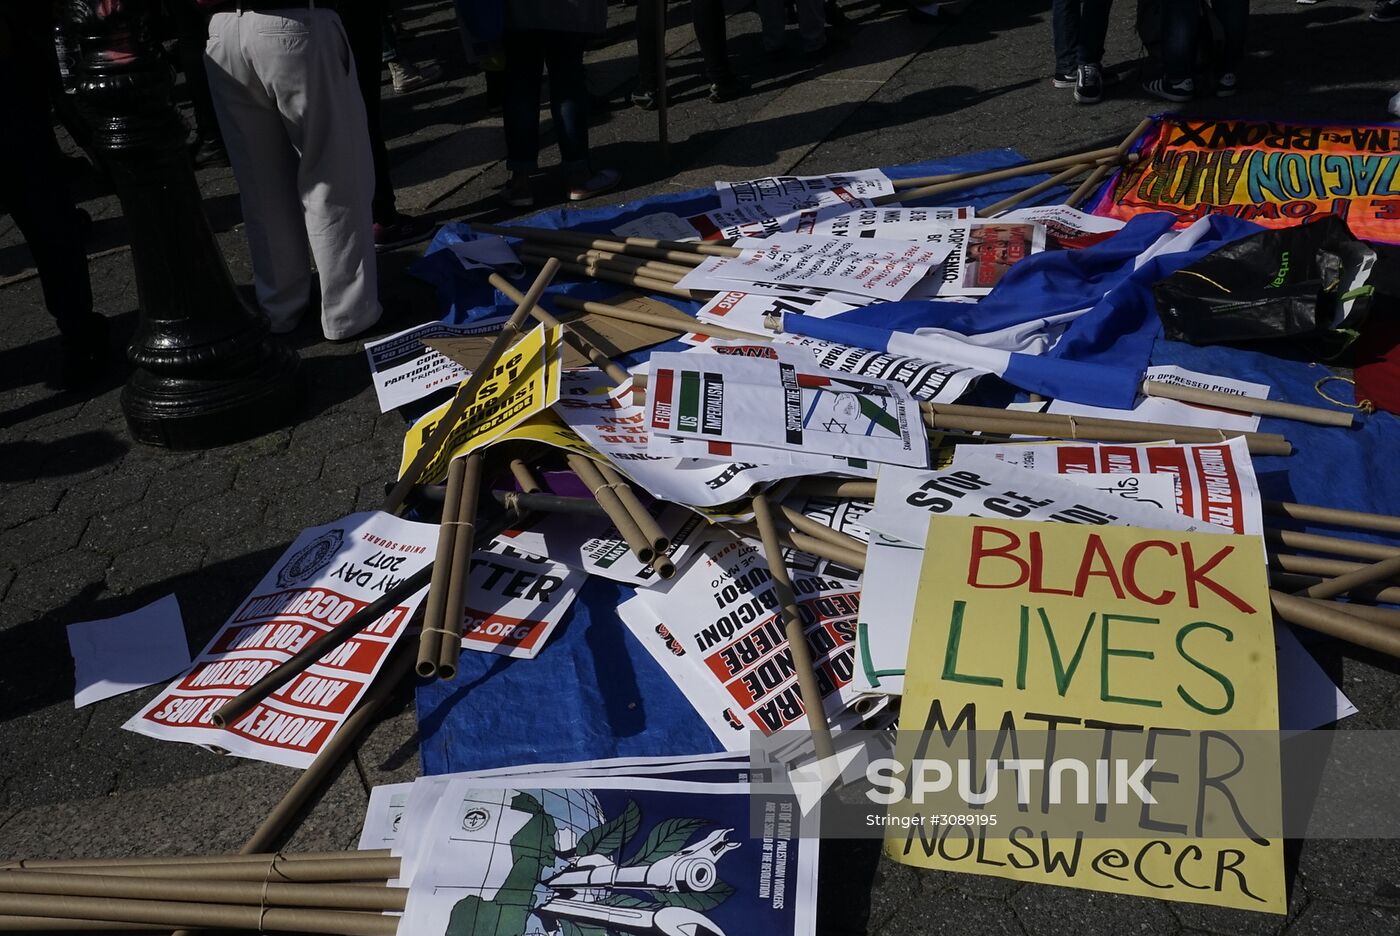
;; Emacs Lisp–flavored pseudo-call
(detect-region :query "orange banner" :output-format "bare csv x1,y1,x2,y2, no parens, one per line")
1092,116,1400,243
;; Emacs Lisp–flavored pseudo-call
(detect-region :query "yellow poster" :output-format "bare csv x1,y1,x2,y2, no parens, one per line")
398,325,564,484
886,515,1284,914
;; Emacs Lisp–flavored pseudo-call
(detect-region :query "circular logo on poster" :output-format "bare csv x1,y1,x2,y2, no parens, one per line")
462,808,491,832
276,528,344,588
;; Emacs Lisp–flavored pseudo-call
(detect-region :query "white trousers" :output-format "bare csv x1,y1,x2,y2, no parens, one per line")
205,8,380,341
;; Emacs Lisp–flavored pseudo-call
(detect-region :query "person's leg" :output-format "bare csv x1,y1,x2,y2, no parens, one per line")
1051,0,1081,75
793,0,827,51
170,0,223,149
1213,0,1249,73
634,0,662,94
542,30,591,174
755,0,789,52
204,10,313,330
260,9,381,340
501,30,546,175
338,0,397,225
1159,0,1197,82
1076,0,1114,66
691,0,733,84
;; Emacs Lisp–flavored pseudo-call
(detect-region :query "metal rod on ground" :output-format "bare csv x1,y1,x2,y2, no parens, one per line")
596,461,670,551
1265,528,1400,562
977,160,1106,218
489,275,632,385
551,295,755,340
790,478,877,500
1264,500,1400,536
471,222,737,260
509,458,543,494
1143,380,1355,428
566,454,655,564
1270,570,1400,605
890,145,1121,190
0,893,399,936
437,451,484,681
494,490,609,518
383,259,560,514
418,456,466,677
1270,590,1400,659
0,871,406,912
1291,555,1400,600
655,0,669,163
752,494,836,759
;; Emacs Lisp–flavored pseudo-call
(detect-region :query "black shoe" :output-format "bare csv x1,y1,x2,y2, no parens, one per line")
57,315,111,391
708,76,748,103
1052,70,1076,88
192,136,229,169
1143,76,1194,102
1074,62,1104,104
1371,0,1400,21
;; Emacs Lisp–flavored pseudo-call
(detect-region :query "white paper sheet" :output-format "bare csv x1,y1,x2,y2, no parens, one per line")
1048,365,1269,433
68,593,191,708
446,236,524,277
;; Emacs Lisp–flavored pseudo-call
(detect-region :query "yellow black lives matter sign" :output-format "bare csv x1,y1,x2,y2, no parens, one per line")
885,516,1284,913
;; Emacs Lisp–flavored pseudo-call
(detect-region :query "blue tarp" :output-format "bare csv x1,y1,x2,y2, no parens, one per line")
415,152,1400,777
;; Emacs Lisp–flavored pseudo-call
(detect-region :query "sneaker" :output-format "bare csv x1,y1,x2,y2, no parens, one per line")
1143,76,1194,102
1074,63,1104,104
630,88,658,111
1216,72,1238,97
503,173,535,209
708,76,748,104
1370,0,1400,21
389,60,444,94
373,212,434,253
567,168,620,202
1052,70,1076,88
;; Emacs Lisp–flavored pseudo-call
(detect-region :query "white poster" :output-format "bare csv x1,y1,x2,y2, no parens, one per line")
1048,365,1270,433
999,204,1125,249
715,168,893,207
612,211,701,243
646,351,929,468
696,289,857,338
124,511,437,769
364,321,500,413
457,544,584,660
903,221,1048,297
795,205,973,239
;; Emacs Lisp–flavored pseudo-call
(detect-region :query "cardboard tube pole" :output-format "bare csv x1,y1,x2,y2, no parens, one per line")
884,153,1116,207
790,479,877,500
489,275,631,385
522,252,699,301
752,494,836,759
977,161,1105,218
779,505,868,557
1115,117,1157,159
1143,380,1354,427
3,852,391,871
1270,552,1383,580
891,146,1120,190
418,456,467,677
495,490,609,519
551,293,754,340
437,452,484,681
471,222,737,260
509,458,543,494
1270,571,1400,605
382,258,560,514
923,400,1291,446
1292,555,1400,600
0,893,399,936
1270,590,1400,659
1264,500,1400,536
596,461,670,551
1300,598,1400,630
516,244,691,283
567,454,654,564
921,409,1292,456
0,916,164,931
1064,163,1110,209
1265,528,1400,562
785,530,867,572
15,858,401,885
0,871,406,912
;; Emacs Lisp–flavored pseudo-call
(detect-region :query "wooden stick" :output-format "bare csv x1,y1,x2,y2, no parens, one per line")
1270,570,1400,605
1292,555,1400,600
522,252,699,300
596,461,670,551
489,274,632,385
1299,598,1400,630
437,451,484,681
520,244,689,284
977,161,1101,218
1064,163,1111,209
551,293,757,340
752,494,836,758
923,400,1290,445
0,893,398,936
567,454,654,564
891,146,1121,190
472,221,736,260
0,871,406,912
1270,590,1400,659
880,147,1122,204
790,478,877,500
1264,500,1400,536
1116,117,1157,159
509,458,543,494
1143,380,1354,428
418,456,466,678
1265,528,1400,562
383,259,560,513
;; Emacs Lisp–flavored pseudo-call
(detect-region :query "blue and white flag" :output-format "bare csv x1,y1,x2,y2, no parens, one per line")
782,212,1261,408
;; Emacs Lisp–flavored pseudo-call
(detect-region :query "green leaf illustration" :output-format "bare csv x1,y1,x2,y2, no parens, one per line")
596,893,657,910
654,881,736,912
624,817,708,867
576,800,641,857
559,920,612,936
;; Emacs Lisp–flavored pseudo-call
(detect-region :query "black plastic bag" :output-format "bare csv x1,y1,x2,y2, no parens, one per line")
1153,216,1378,345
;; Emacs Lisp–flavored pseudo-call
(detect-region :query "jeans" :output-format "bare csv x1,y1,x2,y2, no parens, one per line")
502,30,590,173
1051,0,1114,72
635,0,732,91
1161,0,1250,80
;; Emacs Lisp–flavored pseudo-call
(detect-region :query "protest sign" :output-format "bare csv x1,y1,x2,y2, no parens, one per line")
1091,116,1400,244
885,515,1285,914
399,324,564,485
1048,366,1269,433
696,289,858,337
624,538,869,745
613,211,701,242
796,205,973,239
124,511,437,769
456,544,584,660
904,221,1048,298
364,321,500,413
954,437,1263,535
999,205,1125,249
715,169,894,207
689,203,812,241
676,234,950,302
397,774,818,936
646,350,928,468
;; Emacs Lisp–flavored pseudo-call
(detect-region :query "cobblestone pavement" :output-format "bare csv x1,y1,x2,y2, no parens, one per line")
2,1,1397,933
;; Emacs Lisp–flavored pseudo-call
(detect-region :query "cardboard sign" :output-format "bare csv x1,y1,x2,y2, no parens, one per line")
124,512,437,769
457,545,584,660
364,321,502,413
399,324,564,485
999,205,1125,250
885,516,1284,913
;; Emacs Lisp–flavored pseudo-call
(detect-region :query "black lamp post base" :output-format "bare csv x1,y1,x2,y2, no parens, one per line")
122,342,300,449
